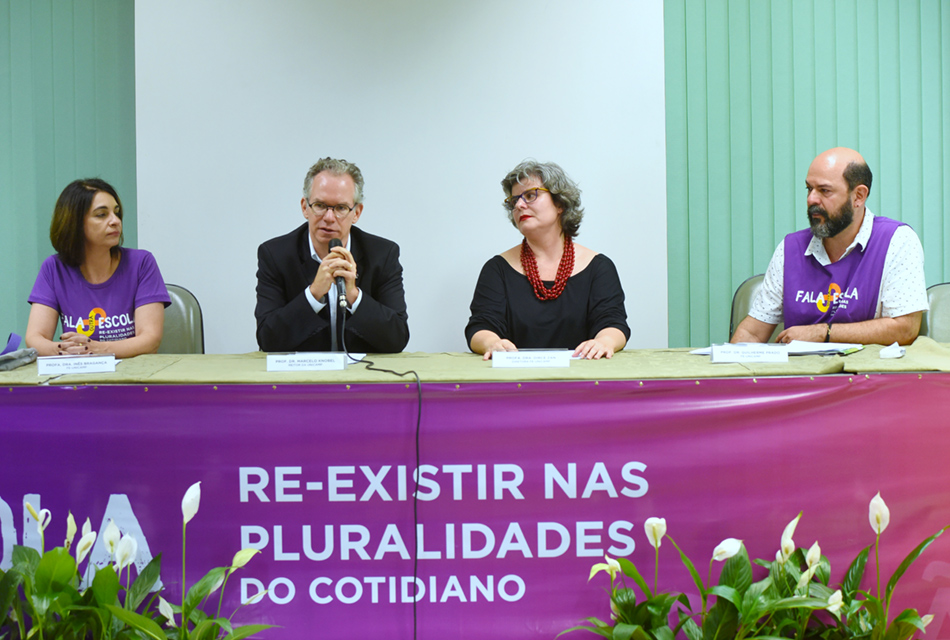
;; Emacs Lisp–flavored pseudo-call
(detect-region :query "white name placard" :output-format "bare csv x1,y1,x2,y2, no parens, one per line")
266,353,347,372
711,344,788,363
492,350,572,368
37,355,117,375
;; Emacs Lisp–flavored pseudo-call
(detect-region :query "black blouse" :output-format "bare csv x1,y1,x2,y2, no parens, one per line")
465,254,630,350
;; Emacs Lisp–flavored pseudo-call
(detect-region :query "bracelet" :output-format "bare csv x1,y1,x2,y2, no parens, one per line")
825,323,832,343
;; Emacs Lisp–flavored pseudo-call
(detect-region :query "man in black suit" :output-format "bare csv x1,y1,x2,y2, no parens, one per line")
255,158,409,352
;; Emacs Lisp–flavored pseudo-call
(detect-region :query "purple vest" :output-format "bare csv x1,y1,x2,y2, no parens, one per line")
782,216,902,327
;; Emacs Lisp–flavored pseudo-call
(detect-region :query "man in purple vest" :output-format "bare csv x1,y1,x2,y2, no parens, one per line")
731,147,927,345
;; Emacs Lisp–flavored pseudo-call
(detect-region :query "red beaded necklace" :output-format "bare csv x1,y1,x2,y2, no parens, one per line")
520,236,574,301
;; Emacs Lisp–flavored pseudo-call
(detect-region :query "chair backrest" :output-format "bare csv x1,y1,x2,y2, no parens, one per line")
919,283,950,343
158,284,205,354
729,274,783,342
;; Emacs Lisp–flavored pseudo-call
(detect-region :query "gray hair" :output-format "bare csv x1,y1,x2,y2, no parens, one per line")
501,160,584,238
302,157,365,204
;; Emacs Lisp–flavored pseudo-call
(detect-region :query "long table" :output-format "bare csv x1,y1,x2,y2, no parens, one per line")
3,343,950,639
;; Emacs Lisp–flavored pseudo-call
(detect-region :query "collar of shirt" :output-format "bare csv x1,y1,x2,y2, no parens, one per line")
804,209,876,266
309,234,351,262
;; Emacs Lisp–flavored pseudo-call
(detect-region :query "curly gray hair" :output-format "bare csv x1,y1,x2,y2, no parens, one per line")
501,160,584,238
303,157,365,204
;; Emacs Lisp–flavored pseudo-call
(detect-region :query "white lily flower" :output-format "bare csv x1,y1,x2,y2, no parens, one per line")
589,555,622,582
921,614,934,629
806,541,821,568
182,481,201,524
114,534,138,572
231,548,261,571
797,564,819,589
780,513,801,561
82,517,92,538
869,493,890,535
712,538,742,562
776,549,785,564
65,512,77,551
76,531,97,564
158,596,177,628
644,517,667,549
103,520,121,557
827,589,843,614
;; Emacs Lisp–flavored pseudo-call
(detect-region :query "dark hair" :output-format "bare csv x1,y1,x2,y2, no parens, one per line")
501,160,584,238
843,161,872,196
50,178,124,267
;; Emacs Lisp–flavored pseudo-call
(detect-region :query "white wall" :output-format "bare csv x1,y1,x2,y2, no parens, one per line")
135,0,668,354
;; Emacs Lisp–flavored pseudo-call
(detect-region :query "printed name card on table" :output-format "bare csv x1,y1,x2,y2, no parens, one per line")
266,353,348,372
37,355,117,375
710,343,788,363
492,350,571,368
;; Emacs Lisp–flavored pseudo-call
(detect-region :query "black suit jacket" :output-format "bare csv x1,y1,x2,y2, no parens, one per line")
255,224,409,352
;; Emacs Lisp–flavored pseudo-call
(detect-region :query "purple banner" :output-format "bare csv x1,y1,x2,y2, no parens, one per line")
2,375,950,639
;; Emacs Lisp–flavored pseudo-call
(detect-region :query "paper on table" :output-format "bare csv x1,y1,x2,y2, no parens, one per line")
786,340,864,355
691,341,864,356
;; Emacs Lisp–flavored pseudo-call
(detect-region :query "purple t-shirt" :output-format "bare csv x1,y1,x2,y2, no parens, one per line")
28,248,171,341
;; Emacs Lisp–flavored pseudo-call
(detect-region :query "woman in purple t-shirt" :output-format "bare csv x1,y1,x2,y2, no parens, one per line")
25,178,171,357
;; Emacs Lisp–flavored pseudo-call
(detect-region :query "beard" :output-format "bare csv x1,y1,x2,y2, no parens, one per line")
808,199,854,239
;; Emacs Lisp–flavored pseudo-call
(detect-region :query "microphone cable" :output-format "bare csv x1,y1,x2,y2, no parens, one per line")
341,323,422,640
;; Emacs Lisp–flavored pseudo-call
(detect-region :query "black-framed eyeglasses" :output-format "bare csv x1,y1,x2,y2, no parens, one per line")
308,200,357,218
503,187,550,211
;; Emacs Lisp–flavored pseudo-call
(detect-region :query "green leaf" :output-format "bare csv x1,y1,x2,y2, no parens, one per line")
884,620,917,640
668,535,706,596
678,614,702,640
91,564,121,607
223,624,276,640
647,594,681,629
12,545,41,574
182,565,227,624
739,577,771,622
702,601,738,640
815,555,832,586
884,525,949,603
104,603,166,640
807,582,835,602
192,618,225,640
0,569,24,628
653,625,675,640
617,557,652,599
613,587,639,621
557,624,613,639
611,622,642,640
126,553,162,610
765,595,830,612
719,545,752,596
33,547,77,595
891,608,928,632
842,546,870,604
708,585,741,607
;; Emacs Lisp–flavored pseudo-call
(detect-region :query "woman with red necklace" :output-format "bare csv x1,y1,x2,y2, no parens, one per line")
465,160,630,360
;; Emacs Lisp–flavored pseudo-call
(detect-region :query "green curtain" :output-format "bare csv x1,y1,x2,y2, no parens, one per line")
665,0,950,347
0,0,136,343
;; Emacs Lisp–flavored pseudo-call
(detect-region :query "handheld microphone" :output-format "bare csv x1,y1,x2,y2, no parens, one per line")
328,238,348,308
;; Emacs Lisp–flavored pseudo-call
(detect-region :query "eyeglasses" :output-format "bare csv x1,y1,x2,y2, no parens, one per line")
308,200,357,219
503,187,550,211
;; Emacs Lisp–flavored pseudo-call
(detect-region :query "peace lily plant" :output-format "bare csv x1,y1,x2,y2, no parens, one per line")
0,482,271,640
564,493,948,640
